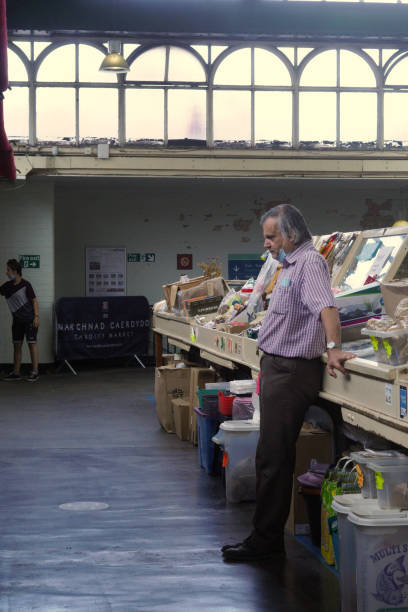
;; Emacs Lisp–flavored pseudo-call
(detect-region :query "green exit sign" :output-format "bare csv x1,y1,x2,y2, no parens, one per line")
19,255,40,269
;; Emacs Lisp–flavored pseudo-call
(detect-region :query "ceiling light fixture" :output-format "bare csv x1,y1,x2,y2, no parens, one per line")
99,41,129,74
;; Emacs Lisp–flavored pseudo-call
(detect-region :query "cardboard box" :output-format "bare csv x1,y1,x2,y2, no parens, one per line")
171,399,191,441
380,279,408,317
163,276,229,310
189,367,216,444
154,366,190,433
285,423,333,536
162,275,209,310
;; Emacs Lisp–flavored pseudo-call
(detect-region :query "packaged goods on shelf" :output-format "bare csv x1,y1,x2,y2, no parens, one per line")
381,279,408,317
361,327,408,365
163,275,229,313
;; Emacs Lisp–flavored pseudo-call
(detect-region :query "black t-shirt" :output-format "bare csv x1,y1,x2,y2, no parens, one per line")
0,279,36,321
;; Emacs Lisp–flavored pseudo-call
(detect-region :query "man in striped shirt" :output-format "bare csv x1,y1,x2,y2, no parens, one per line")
222,204,355,562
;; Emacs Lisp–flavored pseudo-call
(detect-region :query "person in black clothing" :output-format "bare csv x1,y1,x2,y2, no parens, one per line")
0,259,40,381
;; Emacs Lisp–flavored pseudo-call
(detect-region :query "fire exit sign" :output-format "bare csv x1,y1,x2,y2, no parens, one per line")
19,255,40,269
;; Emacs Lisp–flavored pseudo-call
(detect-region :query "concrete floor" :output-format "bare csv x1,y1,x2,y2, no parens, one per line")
0,367,340,611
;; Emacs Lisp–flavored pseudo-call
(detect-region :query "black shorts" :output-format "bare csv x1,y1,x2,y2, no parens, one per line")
12,319,38,344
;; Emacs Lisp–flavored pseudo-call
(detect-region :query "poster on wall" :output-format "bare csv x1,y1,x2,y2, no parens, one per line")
86,247,126,297
228,254,264,280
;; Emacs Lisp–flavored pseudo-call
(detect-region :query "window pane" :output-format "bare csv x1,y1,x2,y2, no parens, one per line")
340,93,377,143
126,89,164,141
7,49,28,81
123,44,140,60
79,89,118,140
384,93,408,141
210,46,228,62
3,87,28,141
254,49,291,86
37,88,75,141
382,49,399,65
79,44,116,83
127,47,166,81
362,49,379,64
255,92,292,143
214,49,251,86
37,44,75,82
297,48,314,64
213,91,251,142
168,90,205,140
300,50,336,86
299,92,336,141
168,47,205,81
340,50,376,87
191,45,209,62
34,42,50,60
386,57,408,85
13,42,31,58
277,47,295,64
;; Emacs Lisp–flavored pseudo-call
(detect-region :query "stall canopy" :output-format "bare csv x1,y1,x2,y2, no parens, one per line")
0,0,16,182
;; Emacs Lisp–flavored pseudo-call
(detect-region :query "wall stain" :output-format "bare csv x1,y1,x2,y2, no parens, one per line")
204,213,213,219
182,224,190,228
144,218,149,223
213,225,223,232
233,218,253,232
251,199,291,222
360,199,395,230
241,236,250,243
179,213,185,221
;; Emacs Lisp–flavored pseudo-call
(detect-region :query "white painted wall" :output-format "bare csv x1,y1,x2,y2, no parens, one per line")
0,178,54,364
55,176,408,304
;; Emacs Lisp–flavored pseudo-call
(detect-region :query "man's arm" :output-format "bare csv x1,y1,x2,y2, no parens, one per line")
32,298,40,328
321,306,356,378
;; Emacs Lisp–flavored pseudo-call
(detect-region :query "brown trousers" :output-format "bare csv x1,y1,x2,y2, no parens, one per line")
249,353,323,550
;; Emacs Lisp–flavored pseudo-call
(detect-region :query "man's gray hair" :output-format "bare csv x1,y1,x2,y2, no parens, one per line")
260,204,312,246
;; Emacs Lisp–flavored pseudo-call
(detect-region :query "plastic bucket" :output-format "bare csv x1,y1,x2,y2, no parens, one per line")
348,504,408,612
218,391,236,416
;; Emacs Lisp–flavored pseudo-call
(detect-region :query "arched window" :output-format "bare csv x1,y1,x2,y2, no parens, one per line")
37,44,76,81
78,44,116,83
385,57,408,143
127,46,166,81
7,48,28,81
301,50,336,87
214,48,251,86
168,47,205,81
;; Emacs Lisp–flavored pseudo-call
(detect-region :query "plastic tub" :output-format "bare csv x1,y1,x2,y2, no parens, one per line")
205,382,230,391
232,396,254,420
350,450,406,499
229,379,257,395
200,394,219,417
361,327,408,366
220,420,260,503
218,391,236,416
367,459,408,510
348,504,408,611
197,387,219,408
332,494,366,612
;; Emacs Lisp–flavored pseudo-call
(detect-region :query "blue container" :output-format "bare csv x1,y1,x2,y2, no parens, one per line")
194,407,223,475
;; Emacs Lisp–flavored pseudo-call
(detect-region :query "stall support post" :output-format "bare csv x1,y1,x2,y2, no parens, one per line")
155,332,163,367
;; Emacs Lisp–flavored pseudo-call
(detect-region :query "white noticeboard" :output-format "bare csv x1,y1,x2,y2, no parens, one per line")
86,247,126,297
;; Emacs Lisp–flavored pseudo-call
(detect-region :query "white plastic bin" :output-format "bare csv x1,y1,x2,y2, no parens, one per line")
361,327,408,366
367,460,408,510
229,379,257,395
348,504,408,611
350,451,406,499
332,494,375,612
220,420,260,503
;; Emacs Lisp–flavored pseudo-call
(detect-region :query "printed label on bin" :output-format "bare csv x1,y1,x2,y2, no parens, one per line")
401,386,407,419
375,471,384,490
356,464,364,488
370,335,379,351
385,383,393,407
383,339,392,358
367,546,408,610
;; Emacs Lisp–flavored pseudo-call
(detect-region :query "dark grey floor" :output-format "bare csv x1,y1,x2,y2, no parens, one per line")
0,367,340,611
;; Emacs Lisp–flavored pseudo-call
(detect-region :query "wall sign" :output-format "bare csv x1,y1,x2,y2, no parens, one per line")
128,253,156,263
86,247,126,297
19,255,40,269
177,254,193,270
228,254,263,280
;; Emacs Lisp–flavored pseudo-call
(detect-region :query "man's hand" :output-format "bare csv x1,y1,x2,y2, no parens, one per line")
327,348,356,378
33,315,40,328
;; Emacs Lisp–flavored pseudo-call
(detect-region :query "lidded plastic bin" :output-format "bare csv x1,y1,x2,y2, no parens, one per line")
348,504,408,612
361,327,408,366
229,380,257,395
218,391,236,416
367,458,408,510
350,450,406,499
332,494,374,612
232,396,254,420
194,407,222,475
219,420,260,503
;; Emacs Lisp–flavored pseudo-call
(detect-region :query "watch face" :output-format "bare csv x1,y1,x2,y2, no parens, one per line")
327,342,335,349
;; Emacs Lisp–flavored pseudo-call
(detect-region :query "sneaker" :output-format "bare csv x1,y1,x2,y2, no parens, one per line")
3,372,22,381
26,372,39,382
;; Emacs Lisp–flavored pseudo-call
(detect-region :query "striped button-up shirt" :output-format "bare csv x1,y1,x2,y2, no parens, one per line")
258,240,336,359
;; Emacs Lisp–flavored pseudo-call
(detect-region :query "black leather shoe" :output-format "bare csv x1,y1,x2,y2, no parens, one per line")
222,542,285,563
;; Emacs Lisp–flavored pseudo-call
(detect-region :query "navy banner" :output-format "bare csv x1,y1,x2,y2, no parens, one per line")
55,297,150,360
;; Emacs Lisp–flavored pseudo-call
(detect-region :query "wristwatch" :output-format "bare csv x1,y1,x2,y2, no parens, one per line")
326,341,341,350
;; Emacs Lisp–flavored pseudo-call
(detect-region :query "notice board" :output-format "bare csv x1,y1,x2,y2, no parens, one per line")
86,247,126,297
